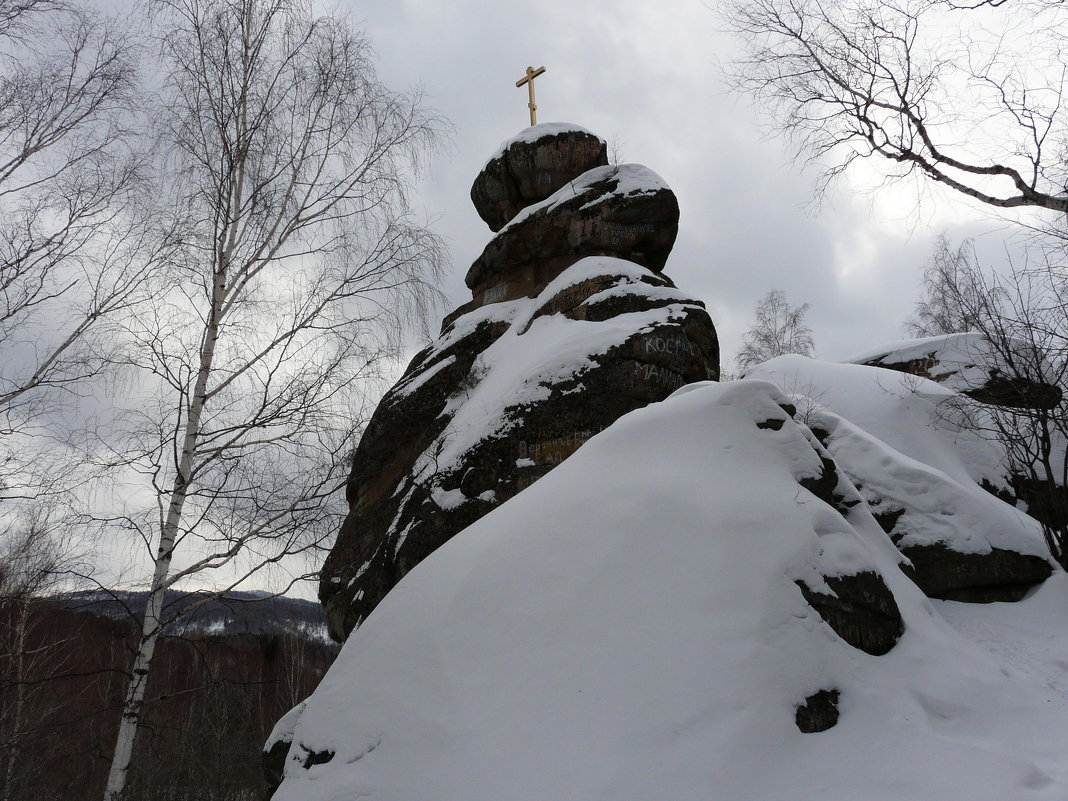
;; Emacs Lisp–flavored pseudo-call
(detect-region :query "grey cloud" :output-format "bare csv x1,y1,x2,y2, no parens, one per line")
350,0,1010,365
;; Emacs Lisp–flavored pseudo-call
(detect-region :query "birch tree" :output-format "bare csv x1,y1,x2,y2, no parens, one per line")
905,235,988,338
0,0,147,503
736,288,816,372
100,1,444,798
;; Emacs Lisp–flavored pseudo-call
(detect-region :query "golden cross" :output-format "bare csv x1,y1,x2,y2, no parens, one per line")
516,65,546,126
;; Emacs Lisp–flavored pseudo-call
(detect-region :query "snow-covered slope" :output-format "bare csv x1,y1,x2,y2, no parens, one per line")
271,379,1068,801
747,357,1050,563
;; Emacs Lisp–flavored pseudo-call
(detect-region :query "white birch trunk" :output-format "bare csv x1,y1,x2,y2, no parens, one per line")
103,270,224,801
98,2,442,795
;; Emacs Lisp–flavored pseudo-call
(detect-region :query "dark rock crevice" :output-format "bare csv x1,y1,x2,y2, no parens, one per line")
795,572,904,656
795,688,841,733
795,452,860,516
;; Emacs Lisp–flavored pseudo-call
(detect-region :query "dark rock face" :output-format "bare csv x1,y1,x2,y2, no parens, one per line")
795,688,841,733
795,572,904,656
319,125,719,641
471,124,608,232
963,376,1062,410
898,543,1053,602
867,500,1054,601
262,739,289,800
796,451,862,517
466,164,680,310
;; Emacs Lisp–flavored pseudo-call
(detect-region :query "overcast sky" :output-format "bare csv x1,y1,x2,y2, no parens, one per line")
76,0,1049,596
342,0,1033,370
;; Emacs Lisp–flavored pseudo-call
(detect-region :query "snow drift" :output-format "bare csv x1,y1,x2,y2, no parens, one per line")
748,356,1053,601
270,377,1068,801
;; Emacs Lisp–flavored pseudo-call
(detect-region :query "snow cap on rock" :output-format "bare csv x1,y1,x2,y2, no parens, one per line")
845,332,1062,410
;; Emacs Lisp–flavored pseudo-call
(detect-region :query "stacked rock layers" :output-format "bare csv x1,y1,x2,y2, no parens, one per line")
319,123,720,641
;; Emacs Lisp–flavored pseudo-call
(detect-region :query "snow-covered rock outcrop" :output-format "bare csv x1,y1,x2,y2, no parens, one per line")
465,162,680,306
317,125,719,642
470,122,607,232
748,356,1054,602
269,379,1068,801
847,332,1062,409
270,127,1067,801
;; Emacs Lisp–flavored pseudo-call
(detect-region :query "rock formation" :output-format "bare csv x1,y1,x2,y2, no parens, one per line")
318,123,720,641
266,378,1068,801
264,129,1066,801
469,122,607,232
749,356,1054,603
848,334,1068,546
847,332,1062,410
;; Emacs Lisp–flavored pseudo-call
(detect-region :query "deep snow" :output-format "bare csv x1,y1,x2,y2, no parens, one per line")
272,376,1068,801
748,356,1049,558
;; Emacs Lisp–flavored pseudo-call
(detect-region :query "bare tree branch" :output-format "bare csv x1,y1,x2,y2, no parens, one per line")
723,0,1068,213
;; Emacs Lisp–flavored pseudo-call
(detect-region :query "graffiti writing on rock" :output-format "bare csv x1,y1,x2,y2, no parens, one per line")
518,430,597,466
632,361,686,393
645,335,695,357
605,222,655,246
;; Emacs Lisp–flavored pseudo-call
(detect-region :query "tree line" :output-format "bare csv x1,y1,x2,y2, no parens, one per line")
1,593,339,801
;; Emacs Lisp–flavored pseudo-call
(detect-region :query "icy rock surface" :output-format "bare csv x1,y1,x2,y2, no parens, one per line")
273,380,1068,801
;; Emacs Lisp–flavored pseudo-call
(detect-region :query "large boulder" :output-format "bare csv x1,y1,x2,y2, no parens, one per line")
319,256,718,640
470,123,608,232
748,356,1055,602
318,122,716,642
847,332,1062,410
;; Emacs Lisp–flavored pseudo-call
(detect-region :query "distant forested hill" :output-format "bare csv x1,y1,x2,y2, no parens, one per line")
1,591,339,801
59,589,334,639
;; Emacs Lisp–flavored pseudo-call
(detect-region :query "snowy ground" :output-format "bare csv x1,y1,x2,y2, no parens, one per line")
936,575,1068,702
